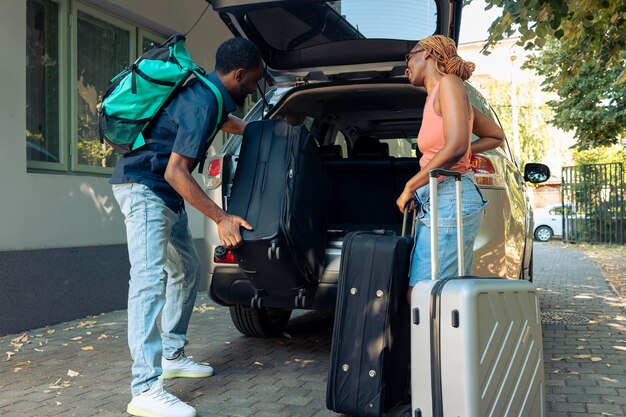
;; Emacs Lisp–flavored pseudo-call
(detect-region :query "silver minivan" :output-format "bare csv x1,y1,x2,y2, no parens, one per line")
202,0,549,337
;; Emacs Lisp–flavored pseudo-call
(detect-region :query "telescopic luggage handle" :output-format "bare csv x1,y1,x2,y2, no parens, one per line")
428,169,464,280
401,203,417,238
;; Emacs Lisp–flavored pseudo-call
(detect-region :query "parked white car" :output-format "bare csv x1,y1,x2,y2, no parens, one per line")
533,204,575,241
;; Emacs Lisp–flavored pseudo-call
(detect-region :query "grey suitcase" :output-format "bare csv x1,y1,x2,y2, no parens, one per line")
410,169,545,417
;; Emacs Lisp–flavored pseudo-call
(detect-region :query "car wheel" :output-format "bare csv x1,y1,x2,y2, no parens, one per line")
534,226,553,242
229,304,292,337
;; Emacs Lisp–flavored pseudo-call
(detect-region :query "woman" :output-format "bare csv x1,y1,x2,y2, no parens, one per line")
396,35,505,298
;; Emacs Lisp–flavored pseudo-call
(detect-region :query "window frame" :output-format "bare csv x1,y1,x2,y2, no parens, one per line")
26,0,169,176
70,1,137,175
26,0,70,172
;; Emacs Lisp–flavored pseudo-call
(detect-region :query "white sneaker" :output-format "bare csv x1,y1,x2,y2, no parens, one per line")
127,380,196,417
162,352,214,379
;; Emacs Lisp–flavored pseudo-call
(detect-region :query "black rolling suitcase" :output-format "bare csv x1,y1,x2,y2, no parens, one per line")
327,214,414,417
228,119,330,307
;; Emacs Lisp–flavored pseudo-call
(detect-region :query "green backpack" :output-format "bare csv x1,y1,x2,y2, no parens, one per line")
98,33,223,154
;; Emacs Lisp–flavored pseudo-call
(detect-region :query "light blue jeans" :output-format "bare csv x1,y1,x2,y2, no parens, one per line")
113,183,199,396
409,172,487,285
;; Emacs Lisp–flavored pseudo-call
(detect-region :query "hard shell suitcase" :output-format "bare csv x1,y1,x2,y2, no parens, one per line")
411,169,545,417
227,119,330,307
326,214,414,417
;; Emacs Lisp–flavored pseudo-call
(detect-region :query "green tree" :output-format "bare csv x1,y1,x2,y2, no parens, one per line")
476,0,626,148
476,78,549,168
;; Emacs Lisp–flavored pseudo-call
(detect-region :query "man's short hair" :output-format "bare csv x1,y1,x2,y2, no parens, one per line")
215,37,262,74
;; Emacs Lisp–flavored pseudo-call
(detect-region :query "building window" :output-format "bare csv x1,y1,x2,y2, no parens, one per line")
26,0,165,174
26,0,62,168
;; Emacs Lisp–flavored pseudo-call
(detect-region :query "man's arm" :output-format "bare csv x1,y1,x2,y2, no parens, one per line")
164,152,251,248
221,114,247,135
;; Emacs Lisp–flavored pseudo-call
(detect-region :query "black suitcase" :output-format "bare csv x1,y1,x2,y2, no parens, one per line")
228,119,330,307
327,223,413,416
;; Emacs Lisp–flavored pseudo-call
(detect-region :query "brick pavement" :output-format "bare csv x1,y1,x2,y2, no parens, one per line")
0,242,624,417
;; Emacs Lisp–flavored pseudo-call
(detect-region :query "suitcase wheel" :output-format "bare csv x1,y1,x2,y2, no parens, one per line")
267,240,280,260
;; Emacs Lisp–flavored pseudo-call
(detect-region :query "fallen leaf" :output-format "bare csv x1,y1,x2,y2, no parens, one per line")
11,332,29,346
55,401,62,406
15,361,30,366
43,390,51,394
67,369,79,377
601,412,614,416
76,321,97,329
577,338,587,342
588,320,599,324
591,357,602,362
283,332,293,339
568,371,580,375
81,346,94,351
97,334,108,340
34,348,44,352
5,352,15,361
46,330,56,335
200,361,210,366
224,341,231,345
551,357,565,361
253,361,263,366
192,304,216,313
574,354,592,359
70,337,82,341
14,368,22,373
576,346,585,350
552,369,559,374
86,332,92,335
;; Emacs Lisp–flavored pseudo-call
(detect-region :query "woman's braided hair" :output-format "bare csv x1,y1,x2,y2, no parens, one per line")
418,35,475,81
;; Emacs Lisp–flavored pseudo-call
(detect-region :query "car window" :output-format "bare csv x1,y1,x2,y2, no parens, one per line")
549,207,563,215
245,1,438,51
333,130,349,158
379,137,416,158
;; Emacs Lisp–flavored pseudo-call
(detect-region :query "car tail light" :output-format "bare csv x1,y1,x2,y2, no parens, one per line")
214,245,238,264
206,155,223,189
470,154,502,187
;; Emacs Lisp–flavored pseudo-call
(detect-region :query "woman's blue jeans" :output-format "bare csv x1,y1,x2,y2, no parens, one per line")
113,183,200,396
408,172,487,285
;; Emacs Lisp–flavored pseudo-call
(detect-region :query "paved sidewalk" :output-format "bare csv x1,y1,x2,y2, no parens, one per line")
0,242,624,417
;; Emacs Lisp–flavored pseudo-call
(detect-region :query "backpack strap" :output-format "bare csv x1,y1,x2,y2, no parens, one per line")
192,69,225,173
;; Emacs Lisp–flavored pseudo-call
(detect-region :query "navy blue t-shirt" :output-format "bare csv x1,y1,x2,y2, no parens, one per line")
110,72,236,212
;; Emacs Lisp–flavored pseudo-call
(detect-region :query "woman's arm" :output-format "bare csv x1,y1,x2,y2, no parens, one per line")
220,114,247,135
470,107,505,154
396,75,472,211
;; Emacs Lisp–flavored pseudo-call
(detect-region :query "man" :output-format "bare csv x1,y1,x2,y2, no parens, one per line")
110,37,263,417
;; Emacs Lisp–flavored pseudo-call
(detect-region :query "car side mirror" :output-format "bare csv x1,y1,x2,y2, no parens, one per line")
524,163,550,183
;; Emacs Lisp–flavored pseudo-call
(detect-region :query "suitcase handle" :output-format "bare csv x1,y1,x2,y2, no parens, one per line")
428,168,462,180
401,204,417,238
428,168,464,280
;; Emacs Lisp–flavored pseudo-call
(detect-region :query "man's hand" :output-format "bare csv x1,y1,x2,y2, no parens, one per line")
217,214,253,249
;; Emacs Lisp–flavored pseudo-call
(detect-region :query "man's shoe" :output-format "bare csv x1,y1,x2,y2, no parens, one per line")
162,352,214,379
127,381,195,417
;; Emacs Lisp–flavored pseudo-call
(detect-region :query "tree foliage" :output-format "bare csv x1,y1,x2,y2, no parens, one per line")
477,0,626,148
477,78,549,168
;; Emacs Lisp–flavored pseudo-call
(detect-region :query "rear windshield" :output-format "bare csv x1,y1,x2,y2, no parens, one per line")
246,1,438,52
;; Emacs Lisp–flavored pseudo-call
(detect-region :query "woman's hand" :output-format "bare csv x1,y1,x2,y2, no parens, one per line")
396,189,416,213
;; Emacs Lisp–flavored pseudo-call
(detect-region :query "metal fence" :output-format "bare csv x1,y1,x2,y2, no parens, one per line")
561,163,625,244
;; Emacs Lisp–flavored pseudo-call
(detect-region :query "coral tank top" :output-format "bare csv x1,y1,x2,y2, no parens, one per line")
417,83,472,173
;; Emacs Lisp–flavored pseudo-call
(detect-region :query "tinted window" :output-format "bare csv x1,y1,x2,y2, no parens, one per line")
246,0,437,51
380,137,416,158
